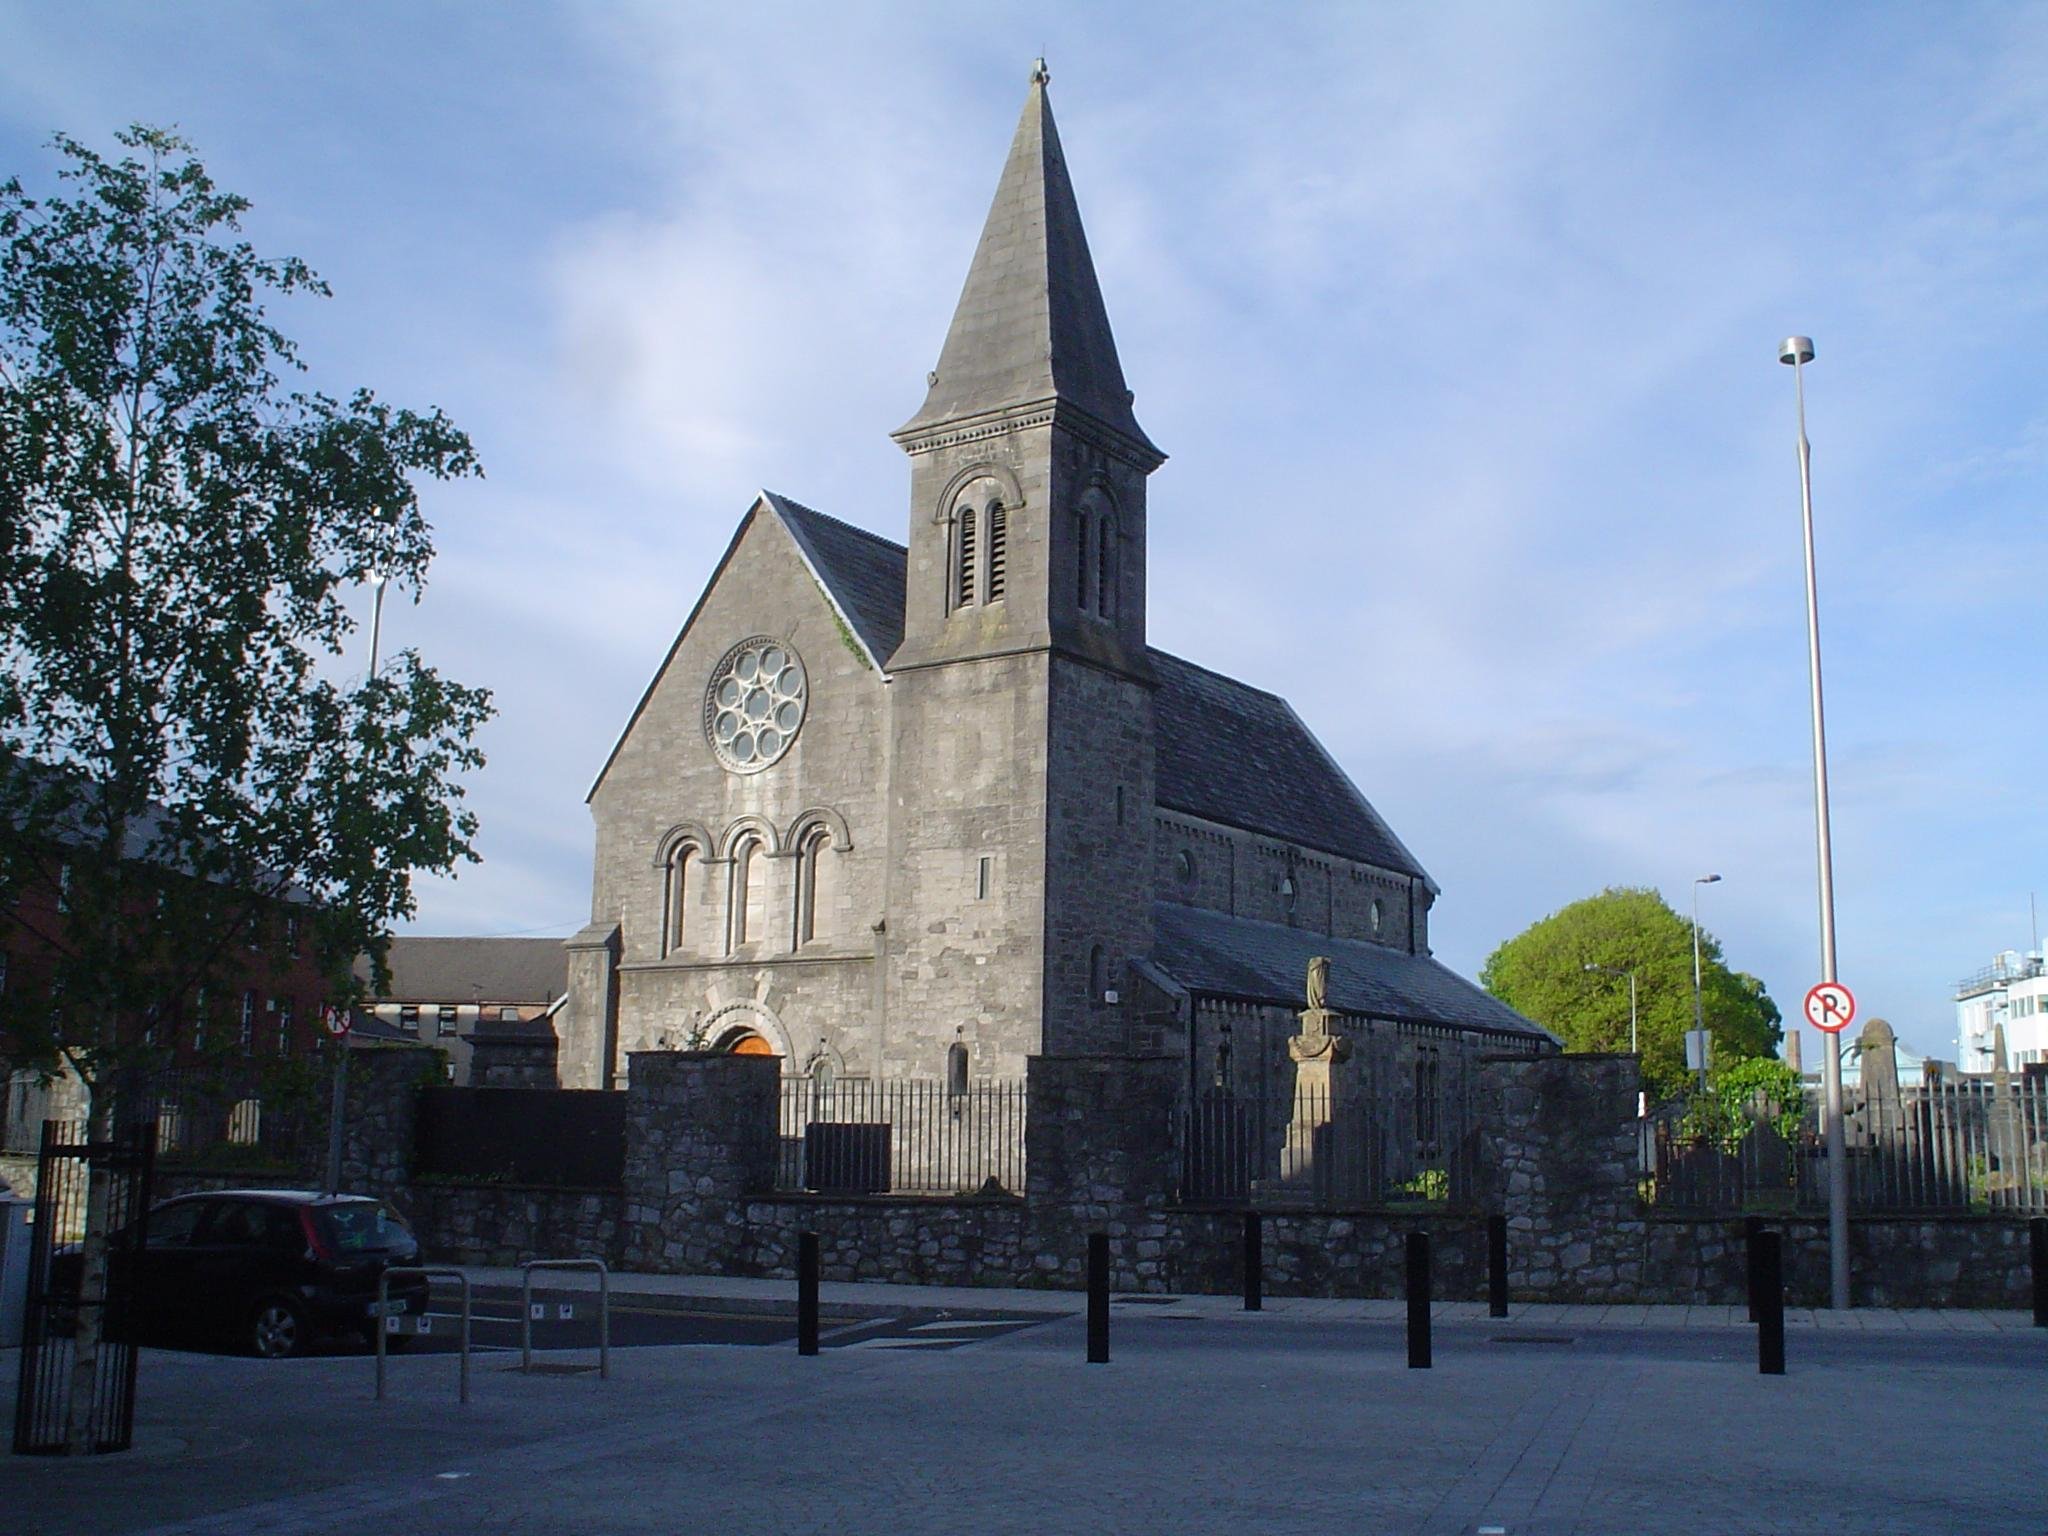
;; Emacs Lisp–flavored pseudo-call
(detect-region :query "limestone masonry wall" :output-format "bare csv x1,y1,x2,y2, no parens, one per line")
143,1041,2044,1309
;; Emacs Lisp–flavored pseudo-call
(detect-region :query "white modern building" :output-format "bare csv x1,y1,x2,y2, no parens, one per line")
1954,949,2048,1069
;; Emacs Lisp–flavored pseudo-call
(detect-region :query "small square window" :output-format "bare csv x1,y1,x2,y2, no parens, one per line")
499,1005,520,1023
399,1006,419,1033
436,1006,458,1036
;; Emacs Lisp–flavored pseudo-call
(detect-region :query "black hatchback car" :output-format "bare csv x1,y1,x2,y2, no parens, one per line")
50,1189,430,1358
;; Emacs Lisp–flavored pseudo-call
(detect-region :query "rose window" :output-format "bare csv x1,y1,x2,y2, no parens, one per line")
704,637,807,774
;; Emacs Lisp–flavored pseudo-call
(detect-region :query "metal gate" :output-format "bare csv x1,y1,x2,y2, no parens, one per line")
11,1118,155,1455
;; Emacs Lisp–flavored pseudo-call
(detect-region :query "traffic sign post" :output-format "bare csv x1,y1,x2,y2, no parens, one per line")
1804,982,1855,1035
323,1007,350,1194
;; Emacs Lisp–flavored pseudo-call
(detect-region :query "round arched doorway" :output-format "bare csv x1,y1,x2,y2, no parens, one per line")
722,1030,776,1057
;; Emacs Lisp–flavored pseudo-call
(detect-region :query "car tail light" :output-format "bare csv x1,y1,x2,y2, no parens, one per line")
299,1208,334,1260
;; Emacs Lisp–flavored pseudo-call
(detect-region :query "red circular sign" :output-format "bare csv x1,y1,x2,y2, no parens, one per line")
324,1006,351,1038
1803,982,1855,1034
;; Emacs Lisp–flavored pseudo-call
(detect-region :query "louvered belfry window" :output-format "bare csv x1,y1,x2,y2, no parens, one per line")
986,502,1007,601
1097,518,1115,619
956,506,978,608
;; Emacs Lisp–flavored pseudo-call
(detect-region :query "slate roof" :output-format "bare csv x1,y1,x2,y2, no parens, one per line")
766,494,907,664
775,511,1426,879
1151,901,1554,1043
1148,651,1426,879
353,937,569,1005
892,70,1161,462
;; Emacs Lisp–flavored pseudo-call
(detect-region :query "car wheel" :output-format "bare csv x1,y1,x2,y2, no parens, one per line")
249,1297,307,1359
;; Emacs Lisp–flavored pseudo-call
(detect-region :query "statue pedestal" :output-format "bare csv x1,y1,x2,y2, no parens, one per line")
1256,1008,1357,1204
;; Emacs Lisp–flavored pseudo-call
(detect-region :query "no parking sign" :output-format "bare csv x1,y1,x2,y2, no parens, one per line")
1803,981,1855,1034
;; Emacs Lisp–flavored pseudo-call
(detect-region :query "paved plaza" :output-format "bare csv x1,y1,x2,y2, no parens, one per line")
6,1272,2044,1535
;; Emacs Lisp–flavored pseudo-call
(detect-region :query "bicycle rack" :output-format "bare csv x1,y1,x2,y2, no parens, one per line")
521,1257,610,1379
376,1266,472,1404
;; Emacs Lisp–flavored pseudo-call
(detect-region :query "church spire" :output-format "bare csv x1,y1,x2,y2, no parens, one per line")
894,61,1163,467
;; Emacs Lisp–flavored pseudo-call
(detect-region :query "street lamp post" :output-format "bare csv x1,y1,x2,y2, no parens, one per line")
1691,874,1721,1092
1583,963,1643,1118
1781,334,1850,1311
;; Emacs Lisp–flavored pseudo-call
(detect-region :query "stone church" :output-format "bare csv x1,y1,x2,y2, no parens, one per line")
557,66,1550,1106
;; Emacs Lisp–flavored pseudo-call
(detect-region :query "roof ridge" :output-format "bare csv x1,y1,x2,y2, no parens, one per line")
1146,646,1287,702
761,491,906,554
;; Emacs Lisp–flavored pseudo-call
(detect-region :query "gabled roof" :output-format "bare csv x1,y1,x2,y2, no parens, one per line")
354,937,569,1005
1149,651,1428,881
765,493,906,666
1151,901,1554,1043
728,507,1426,877
587,492,893,801
892,66,1161,464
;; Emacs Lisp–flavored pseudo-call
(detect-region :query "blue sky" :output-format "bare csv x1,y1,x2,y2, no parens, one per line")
4,3,2042,1066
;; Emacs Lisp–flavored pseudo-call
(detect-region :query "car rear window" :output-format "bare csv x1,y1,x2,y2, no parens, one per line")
315,1201,417,1256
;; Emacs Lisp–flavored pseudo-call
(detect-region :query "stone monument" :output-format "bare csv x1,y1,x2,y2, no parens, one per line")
1265,956,1360,1202
1856,1017,1902,1143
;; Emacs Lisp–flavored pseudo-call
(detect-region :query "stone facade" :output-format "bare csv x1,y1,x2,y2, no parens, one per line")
1479,1052,1646,1302
1153,809,1427,952
554,69,1544,1102
619,1050,778,1273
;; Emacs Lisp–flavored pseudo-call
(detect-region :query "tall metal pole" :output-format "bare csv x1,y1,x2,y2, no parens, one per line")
1692,875,1720,1092
324,572,388,1196
1781,335,1850,1310
1585,964,1643,1116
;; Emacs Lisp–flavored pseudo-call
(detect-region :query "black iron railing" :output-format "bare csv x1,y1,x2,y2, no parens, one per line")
775,1078,1025,1196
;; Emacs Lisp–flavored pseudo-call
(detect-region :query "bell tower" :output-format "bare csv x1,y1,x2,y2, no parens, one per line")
888,59,1165,680
880,62,1165,1070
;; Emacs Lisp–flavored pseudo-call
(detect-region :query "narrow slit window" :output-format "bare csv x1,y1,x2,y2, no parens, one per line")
1076,511,1091,610
947,1040,969,1096
976,855,993,901
956,507,978,608
986,502,1006,601
1097,519,1116,619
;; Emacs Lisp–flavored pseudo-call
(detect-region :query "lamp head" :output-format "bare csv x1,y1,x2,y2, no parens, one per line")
1697,873,1722,885
1779,336,1814,366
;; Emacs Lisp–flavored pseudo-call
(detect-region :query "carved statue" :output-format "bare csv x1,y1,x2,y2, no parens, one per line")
1306,955,1331,1012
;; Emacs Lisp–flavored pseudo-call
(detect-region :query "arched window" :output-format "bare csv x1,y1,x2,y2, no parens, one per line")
955,505,978,609
1369,897,1384,939
1075,509,1092,610
947,1040,969,1097
1096,517,1116,620
986,502,1006,601
793,825,834,948
728,836,766,952
1279,874,1297,919
664,844,698,956
1088,944,1106,1002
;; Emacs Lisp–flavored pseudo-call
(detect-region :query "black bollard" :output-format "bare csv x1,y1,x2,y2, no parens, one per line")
1756,1229,1785,1375
1745,1216,1763,1323
2033,1218,2048,1329
1087,1232,1110,1363
1487,1214,1508,1319
797,1230,820,1357
1243,1212,1263,1312
1406,1230,1431,1369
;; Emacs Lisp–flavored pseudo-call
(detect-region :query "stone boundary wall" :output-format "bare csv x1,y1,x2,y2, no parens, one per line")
132,1043,2045,1310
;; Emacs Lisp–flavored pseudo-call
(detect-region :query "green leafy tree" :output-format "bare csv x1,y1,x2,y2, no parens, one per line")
1480,886,1782,1100
0,126,490,1450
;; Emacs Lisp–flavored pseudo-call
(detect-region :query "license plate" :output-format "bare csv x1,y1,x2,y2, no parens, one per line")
366,1299,411,1318
384,1314,432,1335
